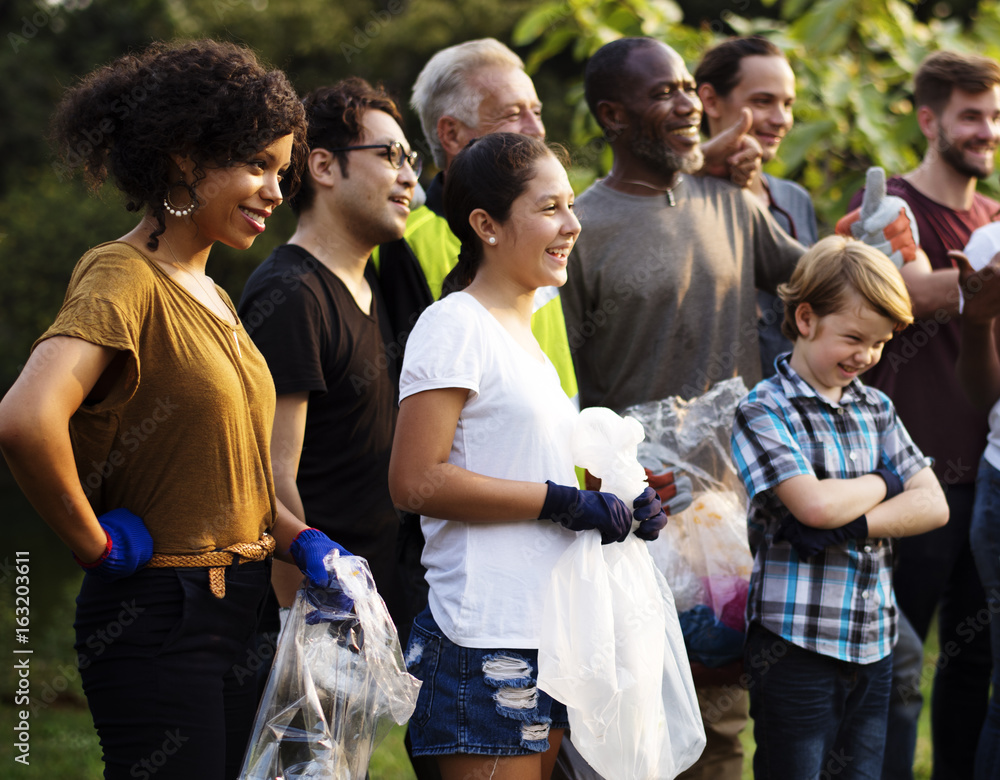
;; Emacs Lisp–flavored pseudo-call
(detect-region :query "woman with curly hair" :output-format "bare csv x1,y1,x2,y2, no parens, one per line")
0,39,349,779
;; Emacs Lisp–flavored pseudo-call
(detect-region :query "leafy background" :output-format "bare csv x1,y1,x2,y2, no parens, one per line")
0,0,989,776
4,0,1000,393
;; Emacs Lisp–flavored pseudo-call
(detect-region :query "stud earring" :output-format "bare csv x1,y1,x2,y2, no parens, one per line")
488,236,497,245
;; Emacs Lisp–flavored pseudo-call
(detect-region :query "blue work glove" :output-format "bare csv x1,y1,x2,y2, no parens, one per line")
289,528,354,618
74,508,154,582
289,528,351,588
872,466,904,501
539,481,633,544
633,487,668,541
775,514,870,560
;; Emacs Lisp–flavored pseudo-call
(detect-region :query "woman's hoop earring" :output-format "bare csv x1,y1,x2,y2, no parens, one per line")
163,181,197,217
488,236,497,245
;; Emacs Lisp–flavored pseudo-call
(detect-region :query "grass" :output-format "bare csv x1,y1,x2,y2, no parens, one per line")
370,726,419,779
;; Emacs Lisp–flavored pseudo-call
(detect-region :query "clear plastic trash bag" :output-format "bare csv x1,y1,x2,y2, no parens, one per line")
624,378,754,667
239,554,421,780
538,407,706,780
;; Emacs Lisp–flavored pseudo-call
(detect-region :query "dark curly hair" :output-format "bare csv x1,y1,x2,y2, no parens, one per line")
289,77,403,215
50,39,308,250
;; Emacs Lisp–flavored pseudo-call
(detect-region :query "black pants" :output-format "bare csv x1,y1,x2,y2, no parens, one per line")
889,482,992,780
75,561,270,780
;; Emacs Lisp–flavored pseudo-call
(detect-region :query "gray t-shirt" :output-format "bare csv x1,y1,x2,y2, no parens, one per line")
757,173,819,377
562,175,803,411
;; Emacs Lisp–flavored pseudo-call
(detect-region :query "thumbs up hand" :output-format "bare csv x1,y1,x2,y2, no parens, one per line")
835,167,920,267
700,108,762,188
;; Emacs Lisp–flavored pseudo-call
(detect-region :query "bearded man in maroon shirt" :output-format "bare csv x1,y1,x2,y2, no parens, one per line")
846,50,1000,780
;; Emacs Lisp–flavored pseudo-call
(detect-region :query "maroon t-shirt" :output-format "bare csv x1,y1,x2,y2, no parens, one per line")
849,176,997,484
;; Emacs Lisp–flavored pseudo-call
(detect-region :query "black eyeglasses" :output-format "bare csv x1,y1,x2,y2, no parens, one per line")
329,142,422,176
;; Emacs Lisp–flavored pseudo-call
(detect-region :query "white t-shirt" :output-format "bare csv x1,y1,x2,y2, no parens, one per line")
965,223,1000,470
399,291,579,648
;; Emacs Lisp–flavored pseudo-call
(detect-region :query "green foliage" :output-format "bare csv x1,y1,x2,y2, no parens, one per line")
0,0,543,392
0,174,134,391
0,702,103,777
513,0,1000,230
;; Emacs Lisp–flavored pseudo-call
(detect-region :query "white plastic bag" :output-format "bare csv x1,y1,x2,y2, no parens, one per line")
537,408,706,780
571,406,648,500
239,555,421,780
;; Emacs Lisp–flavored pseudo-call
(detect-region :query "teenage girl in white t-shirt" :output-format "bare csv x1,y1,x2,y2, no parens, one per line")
388,133,667,780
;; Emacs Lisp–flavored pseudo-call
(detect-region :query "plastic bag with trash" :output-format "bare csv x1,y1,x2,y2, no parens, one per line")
538,407,706,780
239,554,421,780
624,378,753,668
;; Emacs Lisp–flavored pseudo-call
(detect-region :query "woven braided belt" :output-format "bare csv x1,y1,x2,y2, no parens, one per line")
146,534,275,598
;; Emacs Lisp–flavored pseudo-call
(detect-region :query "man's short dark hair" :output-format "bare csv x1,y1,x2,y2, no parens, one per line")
584,37,661,131
694,36,785,134
289,77,402,214
914,50,1000,115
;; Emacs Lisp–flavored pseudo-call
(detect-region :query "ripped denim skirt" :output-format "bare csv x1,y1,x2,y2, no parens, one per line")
404,604,570,757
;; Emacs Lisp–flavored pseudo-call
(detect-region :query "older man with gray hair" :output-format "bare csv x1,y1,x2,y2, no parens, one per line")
376,37,579,402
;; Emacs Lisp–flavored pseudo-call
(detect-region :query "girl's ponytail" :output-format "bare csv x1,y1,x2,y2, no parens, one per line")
441,242,481,296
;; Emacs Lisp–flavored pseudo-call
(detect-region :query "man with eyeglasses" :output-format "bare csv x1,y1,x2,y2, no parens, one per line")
238,77,419,640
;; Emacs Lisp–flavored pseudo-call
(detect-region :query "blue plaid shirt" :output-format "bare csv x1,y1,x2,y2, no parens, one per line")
731,356,931,663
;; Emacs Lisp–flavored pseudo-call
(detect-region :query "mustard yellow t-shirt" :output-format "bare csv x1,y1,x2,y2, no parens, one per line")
38,242,277,554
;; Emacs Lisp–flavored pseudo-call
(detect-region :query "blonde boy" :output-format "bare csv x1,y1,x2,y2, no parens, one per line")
730,236,948,778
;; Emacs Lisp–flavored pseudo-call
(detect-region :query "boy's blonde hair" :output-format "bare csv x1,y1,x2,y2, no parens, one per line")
779,235,914,341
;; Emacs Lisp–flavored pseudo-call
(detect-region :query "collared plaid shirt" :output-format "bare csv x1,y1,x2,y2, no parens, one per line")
731,356,931,663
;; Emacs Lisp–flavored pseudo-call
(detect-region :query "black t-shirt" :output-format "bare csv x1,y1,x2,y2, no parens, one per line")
375,172,441,348
239,244,400,574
